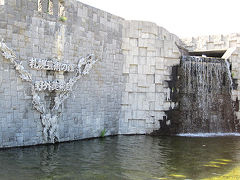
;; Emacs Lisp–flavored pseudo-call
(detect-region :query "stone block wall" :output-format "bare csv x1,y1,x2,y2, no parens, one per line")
119,21,181,134
0,0,124,148
182,34,240,125
5,0,238,148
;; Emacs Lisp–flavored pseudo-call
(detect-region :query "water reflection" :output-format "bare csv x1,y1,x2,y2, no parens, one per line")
0,135,240,179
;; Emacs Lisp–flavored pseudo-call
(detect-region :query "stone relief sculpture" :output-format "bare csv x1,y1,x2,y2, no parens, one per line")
0,40,32,82
0,39,101,143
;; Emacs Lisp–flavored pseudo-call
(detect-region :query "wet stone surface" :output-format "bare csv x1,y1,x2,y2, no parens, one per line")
155,56,240,135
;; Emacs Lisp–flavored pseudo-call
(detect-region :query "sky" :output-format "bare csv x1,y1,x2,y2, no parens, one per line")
77,0,240,38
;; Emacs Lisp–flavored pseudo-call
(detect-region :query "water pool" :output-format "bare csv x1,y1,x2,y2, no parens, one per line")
0,135,240,180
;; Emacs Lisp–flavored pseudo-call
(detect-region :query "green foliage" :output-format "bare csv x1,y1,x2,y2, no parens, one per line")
59,16,67,22
100,129,107,138
232,72,235,78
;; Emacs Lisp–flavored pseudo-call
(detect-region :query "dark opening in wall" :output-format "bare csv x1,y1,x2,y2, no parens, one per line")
38,0,54,15
189,50,226,58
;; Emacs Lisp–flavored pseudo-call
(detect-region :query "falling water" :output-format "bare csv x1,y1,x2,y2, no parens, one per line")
178,56,236,133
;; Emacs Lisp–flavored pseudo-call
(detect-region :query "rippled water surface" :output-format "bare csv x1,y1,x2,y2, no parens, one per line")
1,135,240,180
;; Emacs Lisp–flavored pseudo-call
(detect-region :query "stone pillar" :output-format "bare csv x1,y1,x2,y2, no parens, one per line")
53,0,59,17
41,0,49,13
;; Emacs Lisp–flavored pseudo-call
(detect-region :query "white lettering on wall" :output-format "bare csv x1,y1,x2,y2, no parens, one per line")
0,39,102,143
34,80,73,92
29,58,75,72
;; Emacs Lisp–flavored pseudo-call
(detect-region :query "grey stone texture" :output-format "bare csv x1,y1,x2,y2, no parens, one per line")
1,0,239,148
119,21,181,134
0,0,125,148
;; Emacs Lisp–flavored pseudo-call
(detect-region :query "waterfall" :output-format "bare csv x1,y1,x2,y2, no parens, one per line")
225,59,233,91
178,56,236,133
